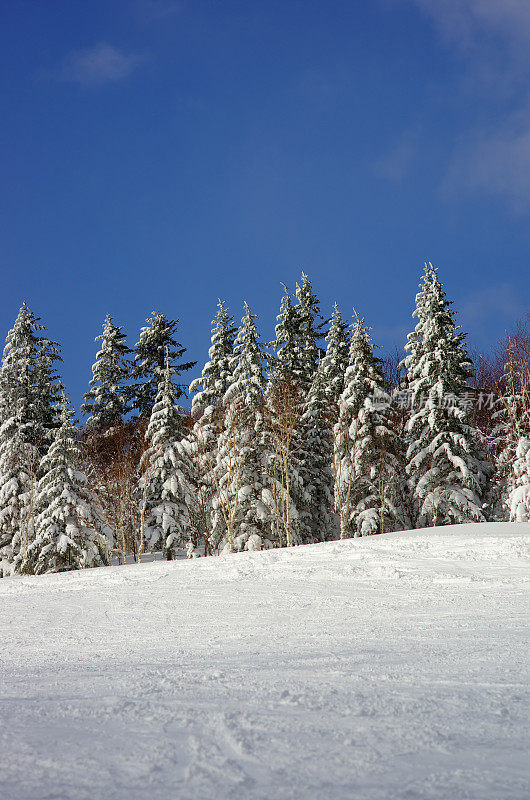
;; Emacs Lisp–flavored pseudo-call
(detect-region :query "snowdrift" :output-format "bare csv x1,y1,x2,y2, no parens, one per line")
1,522,528,800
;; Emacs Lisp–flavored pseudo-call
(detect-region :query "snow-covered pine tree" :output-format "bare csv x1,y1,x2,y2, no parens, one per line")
271,285,299,380
34,337,64,443
208,397,257,553
209,302,272,552
295,272,325,385
334,315,409,538
267,279,329,546
186,301,237,550
314,304,351,541
0,408,39,576
20,395,107,575
0,303,62,454
298,367,337,543
0,304,63,574
403,263,489,527
132,312,195,418
495,333,530,522
489,354,520,520
82,315,131,432
190,300,237,417
271,274,325,388
225,302,266,408
140,361,192,559
320,302,350,407
510,437,530,522
489,329,530,520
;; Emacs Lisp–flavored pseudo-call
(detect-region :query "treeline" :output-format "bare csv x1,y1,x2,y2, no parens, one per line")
0,264,528,576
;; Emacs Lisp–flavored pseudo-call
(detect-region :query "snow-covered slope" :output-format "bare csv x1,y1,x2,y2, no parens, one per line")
1,523,528,800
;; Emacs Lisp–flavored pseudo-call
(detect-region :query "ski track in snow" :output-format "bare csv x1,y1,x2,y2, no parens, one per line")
0,522,529,800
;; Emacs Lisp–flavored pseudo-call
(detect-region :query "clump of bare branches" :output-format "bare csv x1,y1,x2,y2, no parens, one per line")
470,314,529,436
84,419,147,563
262,373,305,548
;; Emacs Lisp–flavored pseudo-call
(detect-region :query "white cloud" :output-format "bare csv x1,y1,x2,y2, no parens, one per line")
412,0,530,53
57,43,144,86
411,0,530,101
444,117,530,208
404,0,530,207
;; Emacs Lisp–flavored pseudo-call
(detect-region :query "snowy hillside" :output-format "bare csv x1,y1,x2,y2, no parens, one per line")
1,522,529,800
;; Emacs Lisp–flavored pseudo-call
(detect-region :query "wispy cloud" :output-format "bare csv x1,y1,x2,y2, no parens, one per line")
443,114,530,209
55,43,144,87
408,0,530,207
412,0,530,55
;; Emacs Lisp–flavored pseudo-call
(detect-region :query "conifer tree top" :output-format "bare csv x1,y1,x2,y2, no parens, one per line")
402,263,487,527
272,274,326,385
190,300,237,415
319,303,350,405
225,301,265,408
82,314,131,432
0,302,63,450
404,262,473,392
144,357,185,459
133,311,195,418
341,313,386,407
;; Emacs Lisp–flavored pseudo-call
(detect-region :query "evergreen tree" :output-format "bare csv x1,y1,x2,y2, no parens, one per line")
403,263,489,527
271,274,325,387
210,303,272,552
82,315,131,432
0,304,63,574
510,437,530,522
225,302,266,406
0,303,41,423
320,303,350,407
140,362,192,559
208,397,267,553
0,303,62,452
334,316,409,537
190,300,237,416
298,302,344,541
295,272,325,384
21,396,107,575
298,368,337,543
268,277,327,544
187,301,237,549
132,312,195,418
489,363,520,520
272,285,300,379
34,338,64,441
0,409,39,576
490,337,530,520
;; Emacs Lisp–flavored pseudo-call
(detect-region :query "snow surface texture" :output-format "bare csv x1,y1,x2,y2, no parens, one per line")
0,523,529,800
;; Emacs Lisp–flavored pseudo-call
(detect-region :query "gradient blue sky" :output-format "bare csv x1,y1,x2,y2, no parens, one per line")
1,0,529,410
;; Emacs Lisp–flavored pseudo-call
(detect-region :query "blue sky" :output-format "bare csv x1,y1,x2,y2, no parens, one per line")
1,0,529,410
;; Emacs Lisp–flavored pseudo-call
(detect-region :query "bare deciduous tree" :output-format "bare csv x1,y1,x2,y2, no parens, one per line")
263,374,305,547
85,419,147,563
